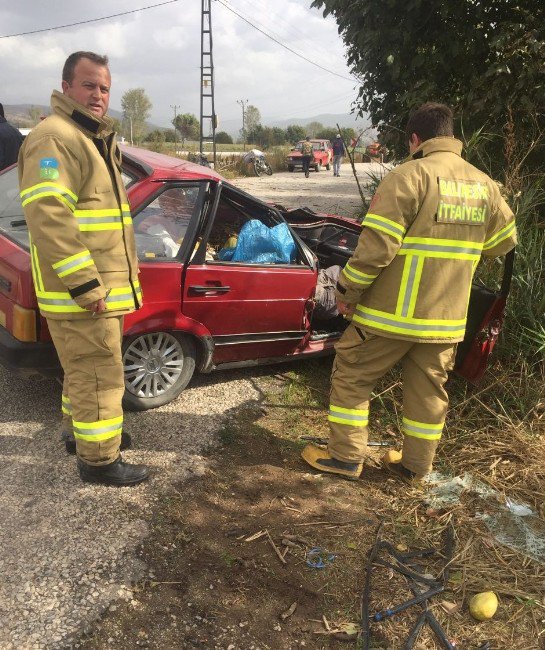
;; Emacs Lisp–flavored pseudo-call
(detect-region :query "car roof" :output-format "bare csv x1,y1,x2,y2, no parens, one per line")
120,145,223,182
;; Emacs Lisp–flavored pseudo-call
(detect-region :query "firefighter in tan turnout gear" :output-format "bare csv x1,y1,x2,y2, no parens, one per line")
302,103,517,481
18,51,149,486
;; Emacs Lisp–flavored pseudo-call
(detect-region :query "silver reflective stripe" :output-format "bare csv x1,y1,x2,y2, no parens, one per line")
328,409,368,423
55,253,92,275
23,185,77,207
401,256,419,318
73,422,122,437
356,309,463,332
364,215,405,237
401,242,482,255
76,216,122,224
38,296,77,306
106,292,134,303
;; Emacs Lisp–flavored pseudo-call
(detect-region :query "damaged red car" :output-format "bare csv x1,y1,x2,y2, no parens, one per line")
0,148,509,410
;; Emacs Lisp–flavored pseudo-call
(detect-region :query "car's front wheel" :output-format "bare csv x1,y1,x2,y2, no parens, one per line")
325,162,331,171
315,162,322,172
122,332,196,411
288,165,294,172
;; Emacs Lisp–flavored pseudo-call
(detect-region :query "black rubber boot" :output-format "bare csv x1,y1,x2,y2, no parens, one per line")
65,430,132,455
77,456,150,487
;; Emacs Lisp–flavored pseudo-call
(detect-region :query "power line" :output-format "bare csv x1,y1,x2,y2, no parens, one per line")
0,0,182,39
216,0,359,84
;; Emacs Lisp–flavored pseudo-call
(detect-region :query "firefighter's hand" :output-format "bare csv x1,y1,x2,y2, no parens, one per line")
84,298,107,314
336,300,354,316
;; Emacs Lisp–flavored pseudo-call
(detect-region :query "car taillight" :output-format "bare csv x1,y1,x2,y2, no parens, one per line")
12,305,37,342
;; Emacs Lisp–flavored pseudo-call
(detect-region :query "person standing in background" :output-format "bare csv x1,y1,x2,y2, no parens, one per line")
332,133,345,177
0,103,24,171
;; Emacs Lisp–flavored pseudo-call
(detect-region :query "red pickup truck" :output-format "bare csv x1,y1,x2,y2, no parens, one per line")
286,139,333,173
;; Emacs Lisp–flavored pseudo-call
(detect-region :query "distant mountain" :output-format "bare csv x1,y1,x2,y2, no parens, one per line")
3,104,162,132
218,112,374,139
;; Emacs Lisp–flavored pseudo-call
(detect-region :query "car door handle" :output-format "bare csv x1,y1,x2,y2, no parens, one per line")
188,285,231,295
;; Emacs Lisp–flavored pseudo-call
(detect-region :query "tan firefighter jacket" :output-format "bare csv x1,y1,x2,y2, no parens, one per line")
336,137,517,342
18,90,142,320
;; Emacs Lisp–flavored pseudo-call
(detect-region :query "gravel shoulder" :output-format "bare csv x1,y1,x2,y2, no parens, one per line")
0,167,371,649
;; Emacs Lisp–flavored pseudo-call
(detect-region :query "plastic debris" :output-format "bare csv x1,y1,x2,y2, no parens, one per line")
306,547,336,569
425,472,545,564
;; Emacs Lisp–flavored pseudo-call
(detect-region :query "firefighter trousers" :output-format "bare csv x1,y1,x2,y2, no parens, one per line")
48,316,125,466
328,324,456,476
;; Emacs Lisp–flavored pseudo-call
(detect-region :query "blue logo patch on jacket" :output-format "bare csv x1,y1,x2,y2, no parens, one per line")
40,157,59,180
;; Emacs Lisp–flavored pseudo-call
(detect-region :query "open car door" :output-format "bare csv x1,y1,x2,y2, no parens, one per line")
454,249,515,384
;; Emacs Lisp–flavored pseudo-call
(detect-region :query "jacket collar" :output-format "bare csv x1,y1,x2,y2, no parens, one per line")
408,136,463,161
50,90,114,138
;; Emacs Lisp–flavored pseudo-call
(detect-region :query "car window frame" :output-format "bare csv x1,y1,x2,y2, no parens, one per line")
190,181,315,269
130,180,210,264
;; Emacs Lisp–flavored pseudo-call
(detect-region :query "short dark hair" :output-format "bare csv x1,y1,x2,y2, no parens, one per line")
62,51,109,84
0,103,4,118
405,102,454,142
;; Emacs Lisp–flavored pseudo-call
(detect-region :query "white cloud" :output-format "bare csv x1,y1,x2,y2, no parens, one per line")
0,0,359,128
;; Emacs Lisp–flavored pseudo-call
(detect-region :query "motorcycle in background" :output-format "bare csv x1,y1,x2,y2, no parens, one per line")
243,149,273,177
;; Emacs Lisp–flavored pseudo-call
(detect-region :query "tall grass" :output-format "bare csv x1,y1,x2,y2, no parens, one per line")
464,129,545,371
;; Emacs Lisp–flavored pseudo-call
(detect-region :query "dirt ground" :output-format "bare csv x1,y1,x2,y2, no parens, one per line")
80,170,544,649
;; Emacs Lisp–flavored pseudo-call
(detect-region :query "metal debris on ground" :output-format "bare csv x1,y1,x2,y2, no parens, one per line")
361,521,456,650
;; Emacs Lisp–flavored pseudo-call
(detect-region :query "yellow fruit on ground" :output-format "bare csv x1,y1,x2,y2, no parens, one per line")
383,449,402,464
469,591,498,621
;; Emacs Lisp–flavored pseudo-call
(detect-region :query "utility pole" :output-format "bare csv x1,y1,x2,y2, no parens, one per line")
199,0,217,166
170,104,179,155
237,99,248,151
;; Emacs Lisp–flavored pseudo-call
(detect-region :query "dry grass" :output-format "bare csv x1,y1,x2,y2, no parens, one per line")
261,357,545,648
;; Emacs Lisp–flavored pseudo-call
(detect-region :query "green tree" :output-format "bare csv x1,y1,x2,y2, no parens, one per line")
312,0,545,166
215,131,233,144
285,124,306,144
173,113,199,147
121,88,152,145
245,105,261,135
28,106,42,125
144,129,166,152
306,121,324,137
270,127,287,146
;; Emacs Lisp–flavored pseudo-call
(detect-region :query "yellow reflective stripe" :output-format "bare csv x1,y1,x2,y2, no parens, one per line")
31,244,44,291
402,417,444,440
123,217,133,225
342,263,377,286
22,191,76,212
73,415,123,441
36,289,85,313
20,182,77,201
353,306,466,339
62,394,72,415
78,223,123,231
399,237,483,260
396,255,424,318
52,250,94,278
328,404,369,427
121,203,130,211
74,208,125,231
483,220,516,250
363,213,406,242
73,209,122,217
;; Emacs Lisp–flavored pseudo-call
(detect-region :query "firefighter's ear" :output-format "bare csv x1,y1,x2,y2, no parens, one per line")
409,133,422,153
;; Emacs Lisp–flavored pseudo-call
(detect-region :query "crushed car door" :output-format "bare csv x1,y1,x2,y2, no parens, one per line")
181,183,317,363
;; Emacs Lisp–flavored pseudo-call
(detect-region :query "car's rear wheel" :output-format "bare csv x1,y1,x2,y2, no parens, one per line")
326,162,331,171
315,162,322,172
122,332,196,411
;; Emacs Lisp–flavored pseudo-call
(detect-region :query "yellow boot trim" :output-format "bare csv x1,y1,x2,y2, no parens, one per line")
301,444,362,479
